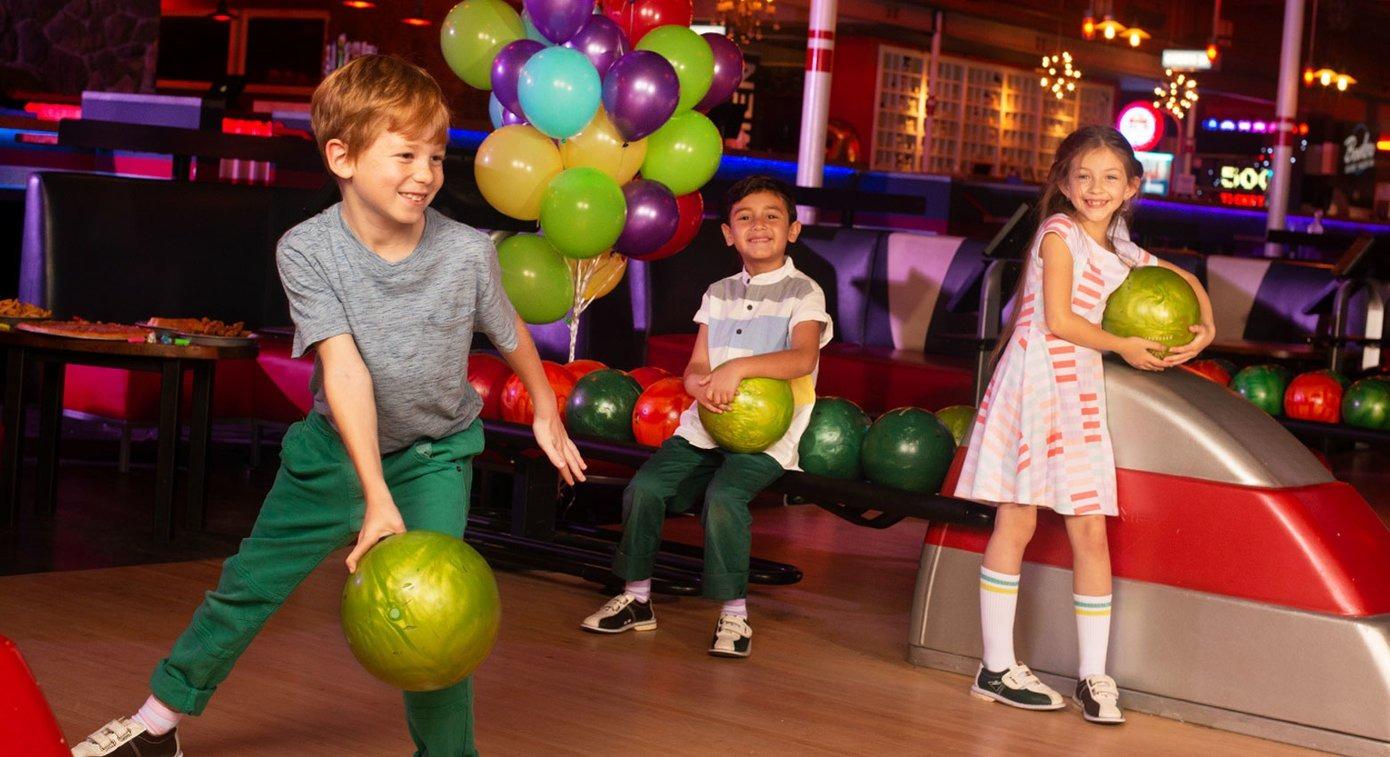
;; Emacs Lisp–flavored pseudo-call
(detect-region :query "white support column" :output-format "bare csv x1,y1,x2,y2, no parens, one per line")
795,0,839,225
1265,0,1305,257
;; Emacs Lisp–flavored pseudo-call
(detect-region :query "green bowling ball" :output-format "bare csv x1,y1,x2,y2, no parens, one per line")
1342,377,1390,430
798,397,871,480
934,404,978,446
1101,266,1201,355
699,377,794,454
566,369,643,441
341,531,500,692
860,407,955,493
1232,364,1288,415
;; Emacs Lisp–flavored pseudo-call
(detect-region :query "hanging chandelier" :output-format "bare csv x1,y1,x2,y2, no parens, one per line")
1039,52,1082,101
714,0,778,45
1153,68,1198,119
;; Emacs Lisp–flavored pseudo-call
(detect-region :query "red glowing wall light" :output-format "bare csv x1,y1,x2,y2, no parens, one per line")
343,0,376,8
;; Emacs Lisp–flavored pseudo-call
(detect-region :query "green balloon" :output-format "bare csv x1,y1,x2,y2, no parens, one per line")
496,234,573,324
440,0,524,90
539,167,626,259
635,26,715,112
641,111,722,196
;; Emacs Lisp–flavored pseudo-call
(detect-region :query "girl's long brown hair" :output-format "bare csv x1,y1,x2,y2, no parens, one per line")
988,126,1145,368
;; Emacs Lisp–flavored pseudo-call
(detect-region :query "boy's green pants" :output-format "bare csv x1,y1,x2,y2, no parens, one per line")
149,412,484,756
613,436,784,600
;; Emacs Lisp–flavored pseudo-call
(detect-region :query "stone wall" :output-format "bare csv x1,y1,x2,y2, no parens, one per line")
1,0,160,97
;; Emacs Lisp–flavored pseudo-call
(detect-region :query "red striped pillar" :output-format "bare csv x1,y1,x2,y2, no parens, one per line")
796,0,838,223
1265,0,1304,256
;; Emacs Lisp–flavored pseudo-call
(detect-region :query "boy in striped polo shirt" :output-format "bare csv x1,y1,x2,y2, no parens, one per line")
581,176,833,657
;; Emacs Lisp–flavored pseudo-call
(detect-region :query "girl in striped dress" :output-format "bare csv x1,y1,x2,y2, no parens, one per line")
953,126,1216,723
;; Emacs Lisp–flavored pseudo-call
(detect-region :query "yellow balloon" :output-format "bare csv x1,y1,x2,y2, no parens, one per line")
568,251,628,301
559,107,648,186
474,125,563,220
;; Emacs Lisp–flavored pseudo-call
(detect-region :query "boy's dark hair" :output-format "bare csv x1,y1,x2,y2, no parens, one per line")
723,176,797,224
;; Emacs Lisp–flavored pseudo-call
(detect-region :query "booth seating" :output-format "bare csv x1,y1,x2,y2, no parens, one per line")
18,172,327,450
632,224,986,414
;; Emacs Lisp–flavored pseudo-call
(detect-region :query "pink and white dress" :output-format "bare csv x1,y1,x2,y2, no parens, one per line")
953,213,1156,516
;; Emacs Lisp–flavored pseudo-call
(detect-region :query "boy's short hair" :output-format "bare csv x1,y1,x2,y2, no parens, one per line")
311,55,451,164
723,175,798,224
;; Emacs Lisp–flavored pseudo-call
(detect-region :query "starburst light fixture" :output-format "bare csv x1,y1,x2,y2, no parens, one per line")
714,0,778,45
1039,52,1082,101
1153,68,1198,119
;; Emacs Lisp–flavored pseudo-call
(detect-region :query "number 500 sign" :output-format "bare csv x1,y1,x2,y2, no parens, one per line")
1219,165,1271,192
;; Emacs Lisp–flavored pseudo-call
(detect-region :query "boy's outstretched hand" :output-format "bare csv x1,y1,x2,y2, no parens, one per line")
1163,322,1216,366
346,493,406,573
533,411,587,485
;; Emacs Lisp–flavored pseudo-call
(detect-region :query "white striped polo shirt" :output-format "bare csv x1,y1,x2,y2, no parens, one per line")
674,257,834,469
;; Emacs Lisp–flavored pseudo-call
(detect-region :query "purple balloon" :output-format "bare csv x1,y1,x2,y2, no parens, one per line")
562,16,629,78
602,51,679,142
522,0,594,44
615,179,679,257
492,40,546,118
697,33,745,112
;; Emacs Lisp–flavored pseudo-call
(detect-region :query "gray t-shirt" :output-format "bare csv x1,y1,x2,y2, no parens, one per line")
276,204,519,453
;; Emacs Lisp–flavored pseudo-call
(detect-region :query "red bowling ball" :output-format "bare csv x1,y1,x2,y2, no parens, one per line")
564,359,608,382
1284,370,1346,424
467,352,514,421
631,377,694,447
626,365,673,390
500,361,576,425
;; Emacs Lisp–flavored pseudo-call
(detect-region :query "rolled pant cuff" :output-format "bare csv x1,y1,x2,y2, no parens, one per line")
149,661,215,716
612,548,657,582
702,571,747,601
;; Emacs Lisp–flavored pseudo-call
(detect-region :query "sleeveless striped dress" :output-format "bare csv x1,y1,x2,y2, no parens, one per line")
953,213,1155,516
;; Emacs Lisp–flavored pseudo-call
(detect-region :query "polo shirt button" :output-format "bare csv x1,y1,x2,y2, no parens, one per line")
736,328,743,334
747,305,753,310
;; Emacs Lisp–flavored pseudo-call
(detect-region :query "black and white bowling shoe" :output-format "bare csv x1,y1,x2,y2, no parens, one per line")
969,663,1066,710
580,593,657,634
70,717,181,757
1075,674,1126,724
708,614,752,658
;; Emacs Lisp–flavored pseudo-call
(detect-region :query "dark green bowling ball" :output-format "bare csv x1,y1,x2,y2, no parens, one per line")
860,407,955,493
1342,377,1390,430
566,369,642,441
798,397,871,480
1232,364,1288,415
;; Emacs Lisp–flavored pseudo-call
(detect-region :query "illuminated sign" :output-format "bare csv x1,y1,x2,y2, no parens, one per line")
1161,49,1214,71
1134,150,1172,195
1218,192,1266,208
1117,101,1164,151
1344,125,1375,175
1218,165,1271,192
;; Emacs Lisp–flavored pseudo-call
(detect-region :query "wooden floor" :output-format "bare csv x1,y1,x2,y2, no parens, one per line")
0,506,1318,756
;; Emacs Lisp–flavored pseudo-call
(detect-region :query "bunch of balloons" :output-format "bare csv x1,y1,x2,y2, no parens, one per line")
441,0,745,331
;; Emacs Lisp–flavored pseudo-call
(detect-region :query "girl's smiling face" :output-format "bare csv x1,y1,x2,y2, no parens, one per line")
1060,146,1140,228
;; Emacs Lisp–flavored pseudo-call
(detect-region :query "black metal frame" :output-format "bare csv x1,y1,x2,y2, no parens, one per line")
0,347,217,542
467,420,994,594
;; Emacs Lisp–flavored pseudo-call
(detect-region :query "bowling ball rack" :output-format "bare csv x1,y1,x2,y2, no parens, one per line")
466,420,994,595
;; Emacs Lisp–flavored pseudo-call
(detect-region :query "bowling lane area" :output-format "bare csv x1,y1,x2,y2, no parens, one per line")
0,492,1322,755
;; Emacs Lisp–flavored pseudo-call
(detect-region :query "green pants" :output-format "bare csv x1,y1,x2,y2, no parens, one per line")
613,436,784,600
150,412,484,756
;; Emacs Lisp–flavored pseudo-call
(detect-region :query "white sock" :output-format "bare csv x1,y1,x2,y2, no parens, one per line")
720,598,748,618
1074,593,1113,679
134,695,181,736
624,579,651,603
979,566,1020,672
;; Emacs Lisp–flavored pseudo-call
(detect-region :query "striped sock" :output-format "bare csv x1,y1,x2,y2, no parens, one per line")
1074,593,1113,679
979,567,1021,672
134,695,181,736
